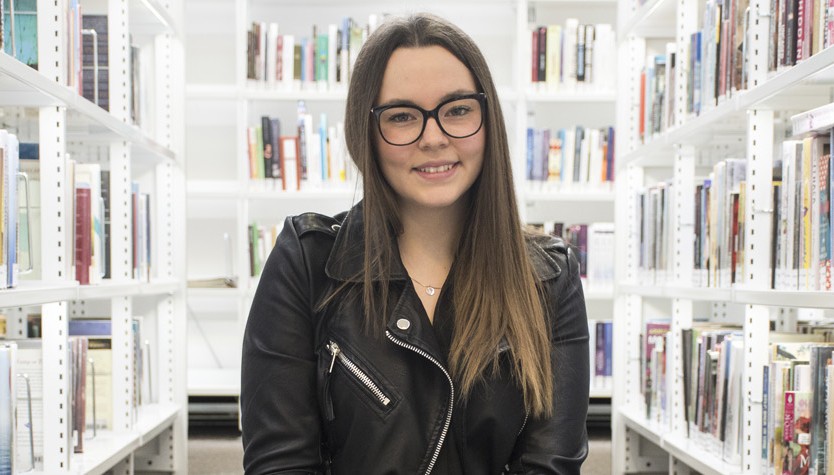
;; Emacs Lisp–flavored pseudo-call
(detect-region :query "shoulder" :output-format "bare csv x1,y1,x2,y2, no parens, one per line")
288,211,349,238
525,232,578,282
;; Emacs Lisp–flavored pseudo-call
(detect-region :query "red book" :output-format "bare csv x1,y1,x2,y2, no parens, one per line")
75,187,92,285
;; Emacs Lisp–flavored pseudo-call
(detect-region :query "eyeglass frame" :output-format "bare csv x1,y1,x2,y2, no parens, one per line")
370,92,488,146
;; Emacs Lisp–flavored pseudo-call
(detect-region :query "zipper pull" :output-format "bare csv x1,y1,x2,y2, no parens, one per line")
326,342,341,373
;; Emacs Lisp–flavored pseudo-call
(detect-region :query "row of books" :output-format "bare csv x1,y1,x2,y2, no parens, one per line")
528,21,615,92
762,333,834,475
9,138,153,285
525,126,615,186
693,158,749,289
246,105,356,190
0,316,150,472
634,135,833,293
68,161,152,284
639,318,834,472
772,131,833,292
766,0,834,71
7,6,145,126
641,320,748,464
528,221,615,290
248,222,282,277
646,0,834,130
246,15,381,91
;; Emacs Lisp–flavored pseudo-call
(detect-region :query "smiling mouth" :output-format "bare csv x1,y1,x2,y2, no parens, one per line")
415,163,456,173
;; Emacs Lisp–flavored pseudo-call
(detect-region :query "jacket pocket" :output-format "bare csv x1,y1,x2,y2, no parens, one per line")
323,340,395,419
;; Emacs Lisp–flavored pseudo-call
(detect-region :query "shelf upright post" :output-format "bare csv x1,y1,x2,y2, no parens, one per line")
156,29,189,471
674,0,697,129
741,1,773,469
670,144,695,438
36,0,72,471
612,9,647,468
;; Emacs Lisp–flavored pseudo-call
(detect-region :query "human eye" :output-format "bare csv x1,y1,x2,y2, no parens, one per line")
445,104,473,117
382,107,419,125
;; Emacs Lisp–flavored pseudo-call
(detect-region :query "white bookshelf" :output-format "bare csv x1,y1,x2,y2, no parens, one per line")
613,0,834,474
184,0,617,402
0,0,188,473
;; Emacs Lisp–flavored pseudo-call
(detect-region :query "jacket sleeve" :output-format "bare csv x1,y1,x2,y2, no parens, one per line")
508,244,590,474
241,219,326,474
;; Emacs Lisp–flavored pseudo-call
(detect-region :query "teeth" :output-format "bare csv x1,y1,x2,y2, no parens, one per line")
417,164,454,173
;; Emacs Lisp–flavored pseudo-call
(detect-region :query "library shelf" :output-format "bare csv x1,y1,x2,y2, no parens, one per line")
525,90,617,103
186,287,244,299
75,279,182,300
0,282,79,307
582,287,615,300
39,403,182,475
619,0,675,40
188,368,241,397
129,0,180,37
0,54,176,164
618,407,665,447
662,431,742,475
524,189,616,202
134,403,181,445
589,388,613,398
732,289,834,309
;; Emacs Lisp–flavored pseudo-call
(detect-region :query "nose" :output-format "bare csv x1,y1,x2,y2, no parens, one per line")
418,116,449,149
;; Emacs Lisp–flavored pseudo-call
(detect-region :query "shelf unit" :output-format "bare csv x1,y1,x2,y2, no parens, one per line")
613,0,834,473
183,0,617,402
0,0,187,472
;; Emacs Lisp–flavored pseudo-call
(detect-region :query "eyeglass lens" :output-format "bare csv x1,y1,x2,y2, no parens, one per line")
377,97,483,145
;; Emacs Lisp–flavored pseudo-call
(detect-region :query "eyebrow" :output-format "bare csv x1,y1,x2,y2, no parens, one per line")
375,89,478,109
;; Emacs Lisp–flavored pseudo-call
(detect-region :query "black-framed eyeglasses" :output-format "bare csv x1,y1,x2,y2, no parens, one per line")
370,93,487,146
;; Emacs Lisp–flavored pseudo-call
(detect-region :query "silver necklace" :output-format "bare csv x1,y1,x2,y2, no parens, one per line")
410,277,441,296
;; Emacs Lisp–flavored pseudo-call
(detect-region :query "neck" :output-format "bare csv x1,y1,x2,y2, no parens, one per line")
397,200,466,287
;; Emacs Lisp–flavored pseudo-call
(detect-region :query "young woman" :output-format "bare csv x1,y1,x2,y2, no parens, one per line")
241,13,590,474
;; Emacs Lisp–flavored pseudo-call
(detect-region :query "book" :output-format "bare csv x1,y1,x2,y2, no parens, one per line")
0,344,14,473
2,0,37,69
81,15,109,110
13,339,42,471
74,186,92,285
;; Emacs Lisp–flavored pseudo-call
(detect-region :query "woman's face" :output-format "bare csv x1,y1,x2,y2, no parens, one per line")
373,46,485,213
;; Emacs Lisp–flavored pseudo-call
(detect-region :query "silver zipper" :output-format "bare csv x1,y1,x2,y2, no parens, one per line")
517,409,529,437
326,341,391,406
385,330,454,475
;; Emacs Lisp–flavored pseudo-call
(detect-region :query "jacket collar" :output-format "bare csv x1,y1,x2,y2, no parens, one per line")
324,201,561,283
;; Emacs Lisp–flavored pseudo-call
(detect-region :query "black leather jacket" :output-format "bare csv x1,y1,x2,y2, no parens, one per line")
241,204,590,474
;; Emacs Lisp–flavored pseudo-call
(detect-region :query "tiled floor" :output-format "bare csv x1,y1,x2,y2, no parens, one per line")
188,424,612,474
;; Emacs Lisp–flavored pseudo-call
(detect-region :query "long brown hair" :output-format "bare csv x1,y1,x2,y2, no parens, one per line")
343,13,553,418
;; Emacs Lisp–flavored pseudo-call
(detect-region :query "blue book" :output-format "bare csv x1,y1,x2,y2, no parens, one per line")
604,321,613,377
68,319,112,337
0,346,13,473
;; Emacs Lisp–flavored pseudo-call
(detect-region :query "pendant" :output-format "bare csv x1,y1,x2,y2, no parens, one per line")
425,286,436,296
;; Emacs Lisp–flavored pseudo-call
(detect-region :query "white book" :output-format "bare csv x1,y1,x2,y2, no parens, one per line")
266,23,278,85
563,19,579,89
588,129,603,186
791,101,834,136
562,129,575,186
13,340,42,472
593,24,615,91
302,114,319,189
281,35,295,90
282,139,298,192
